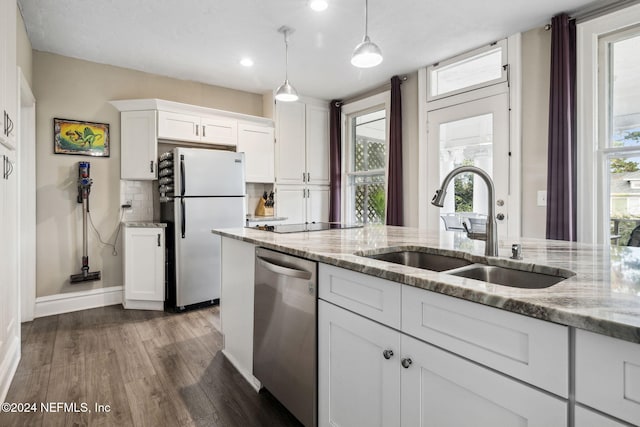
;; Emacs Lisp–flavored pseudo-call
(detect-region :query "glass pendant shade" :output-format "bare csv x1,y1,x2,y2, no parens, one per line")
351,35,383,68
275,79,299,102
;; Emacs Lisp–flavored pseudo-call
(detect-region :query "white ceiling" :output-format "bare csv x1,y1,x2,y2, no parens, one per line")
19,0,611,101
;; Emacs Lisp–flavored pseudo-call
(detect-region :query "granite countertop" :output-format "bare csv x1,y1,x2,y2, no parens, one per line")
122,221,167,228
212,225,640,344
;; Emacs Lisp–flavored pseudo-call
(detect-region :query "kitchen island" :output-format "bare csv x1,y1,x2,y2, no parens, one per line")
213,225,640,426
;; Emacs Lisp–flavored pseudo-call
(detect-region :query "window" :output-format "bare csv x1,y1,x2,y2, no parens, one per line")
577,3,640,244
342,92,390,225
347,109,387,224
427,40,507,100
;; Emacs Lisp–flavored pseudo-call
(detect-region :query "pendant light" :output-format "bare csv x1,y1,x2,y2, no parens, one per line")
351,0,383,68
275,26,299,102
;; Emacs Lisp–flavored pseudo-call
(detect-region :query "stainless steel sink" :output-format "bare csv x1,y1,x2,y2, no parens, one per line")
365,250,473,272
447,265,570,289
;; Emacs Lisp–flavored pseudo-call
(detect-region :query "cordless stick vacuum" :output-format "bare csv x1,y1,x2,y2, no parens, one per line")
70,161,101,283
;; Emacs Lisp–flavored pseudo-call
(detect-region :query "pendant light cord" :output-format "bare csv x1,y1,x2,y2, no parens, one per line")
364,0,369,38
284,30,290,81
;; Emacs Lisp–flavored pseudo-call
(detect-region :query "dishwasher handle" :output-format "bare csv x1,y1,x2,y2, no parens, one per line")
256,256,312,280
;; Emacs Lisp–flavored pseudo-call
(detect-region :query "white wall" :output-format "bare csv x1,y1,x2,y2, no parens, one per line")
33,51,263,298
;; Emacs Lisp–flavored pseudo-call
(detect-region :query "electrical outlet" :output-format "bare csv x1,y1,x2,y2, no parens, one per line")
537,191,547,207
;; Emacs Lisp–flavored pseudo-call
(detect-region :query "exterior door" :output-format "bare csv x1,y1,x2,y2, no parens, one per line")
427,93,512,238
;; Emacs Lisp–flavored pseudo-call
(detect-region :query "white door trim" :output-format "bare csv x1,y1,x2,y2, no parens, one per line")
18,67,36,322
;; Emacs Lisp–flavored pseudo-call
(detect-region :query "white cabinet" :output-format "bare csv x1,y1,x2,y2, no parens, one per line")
1,0,17,149
575,329,640,425
219,237,260,390
237,123,274,183
400,334,567,427
318,300,401,427
123,226,165,310
120,111,158,180
575,406,628,427
157,110,237,146
275,100,329,185
318,264,569,427
274,98,330,223
276,185,328,224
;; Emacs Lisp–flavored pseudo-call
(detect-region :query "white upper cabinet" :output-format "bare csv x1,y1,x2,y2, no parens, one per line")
121,111,158,180
0,0,17,149
237,123,274,183
305,103,330,185
275,99,330,185
276,101,306,184
157,111,238,146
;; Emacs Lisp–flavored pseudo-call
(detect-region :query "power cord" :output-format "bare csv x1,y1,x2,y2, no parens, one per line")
88,208,125,256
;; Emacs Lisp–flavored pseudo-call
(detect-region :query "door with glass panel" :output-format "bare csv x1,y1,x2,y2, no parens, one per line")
427,93,510,239
599,28,640,247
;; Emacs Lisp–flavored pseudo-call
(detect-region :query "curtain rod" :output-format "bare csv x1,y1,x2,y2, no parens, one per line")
544,0,639,29
342,75,408,105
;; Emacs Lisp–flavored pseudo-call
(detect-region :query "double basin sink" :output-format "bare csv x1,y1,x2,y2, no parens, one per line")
360,248,574,289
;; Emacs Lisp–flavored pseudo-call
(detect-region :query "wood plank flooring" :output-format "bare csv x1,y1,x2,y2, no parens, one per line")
0,306,303,427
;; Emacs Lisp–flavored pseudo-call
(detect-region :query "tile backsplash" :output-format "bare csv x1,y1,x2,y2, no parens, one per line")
120,180,154,221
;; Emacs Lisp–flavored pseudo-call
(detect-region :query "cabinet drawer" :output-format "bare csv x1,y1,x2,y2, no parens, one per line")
402,286,569,397
575,329,640,425
319,264,401,329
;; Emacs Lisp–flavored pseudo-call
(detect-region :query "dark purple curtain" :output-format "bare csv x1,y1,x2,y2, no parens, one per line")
386,76,404,226
329,100,342,222
546,14,576,241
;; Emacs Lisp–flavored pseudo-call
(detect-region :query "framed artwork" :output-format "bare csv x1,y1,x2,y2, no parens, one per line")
53,118,110,157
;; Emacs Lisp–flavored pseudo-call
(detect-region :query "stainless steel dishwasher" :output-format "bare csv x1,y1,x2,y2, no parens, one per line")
254,247,317,427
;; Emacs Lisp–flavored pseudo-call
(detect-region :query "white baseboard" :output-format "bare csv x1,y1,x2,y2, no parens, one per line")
222,349,261,393
0,336,20,403
34,286,123,318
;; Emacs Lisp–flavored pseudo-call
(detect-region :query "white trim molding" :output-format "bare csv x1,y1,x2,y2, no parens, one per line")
222,349,262,392
34,286,123,318
0,336,20,403
576,2,640,244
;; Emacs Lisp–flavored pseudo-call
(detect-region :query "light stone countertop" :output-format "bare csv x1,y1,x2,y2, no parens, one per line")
122,221,167,228
213,225,640,344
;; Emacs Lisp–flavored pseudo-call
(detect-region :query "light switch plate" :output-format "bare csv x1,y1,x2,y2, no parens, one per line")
537,191,547,207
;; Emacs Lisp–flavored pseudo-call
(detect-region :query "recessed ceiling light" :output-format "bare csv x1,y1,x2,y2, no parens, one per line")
240,58,254,67
309,0,328,12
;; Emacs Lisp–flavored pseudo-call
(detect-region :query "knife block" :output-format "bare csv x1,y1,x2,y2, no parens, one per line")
255,198,274,216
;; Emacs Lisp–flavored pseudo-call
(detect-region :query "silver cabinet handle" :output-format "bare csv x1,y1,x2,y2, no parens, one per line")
195,124,199,136
302,188,306,198
302,172,306,182
203,125,206,137
307,172,310,182
256,256,312,280
150,161,154,173
157,233,161,247
401,357,412,368
383,349,394,360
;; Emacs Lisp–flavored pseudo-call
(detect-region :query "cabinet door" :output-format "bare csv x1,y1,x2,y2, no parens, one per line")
307,185,329,223
124,228,165,302
157,111,200,142
400,334,567,427
237,124,274,183
575,406,628,427
318,300,401,427
275,185,306,224
121,111,158,180
1,0,16,149
305,104,330,185
276,101,306,184
200,116,237,146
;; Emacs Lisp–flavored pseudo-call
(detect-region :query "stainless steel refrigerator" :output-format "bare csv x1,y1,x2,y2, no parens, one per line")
159,147,245,310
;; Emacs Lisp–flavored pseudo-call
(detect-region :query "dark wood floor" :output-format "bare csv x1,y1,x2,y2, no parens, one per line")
0,305,303,427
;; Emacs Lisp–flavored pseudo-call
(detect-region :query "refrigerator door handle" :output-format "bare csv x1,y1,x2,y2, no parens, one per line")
180,155,186,196
181,198,186,238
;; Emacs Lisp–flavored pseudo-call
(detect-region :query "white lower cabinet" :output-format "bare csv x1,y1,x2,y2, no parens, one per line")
574,405,628,427
123,226,165,310
400,334,566,426
318,300,401,427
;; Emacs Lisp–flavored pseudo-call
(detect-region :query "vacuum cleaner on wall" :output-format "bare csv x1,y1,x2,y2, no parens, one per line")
70,161,101,283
